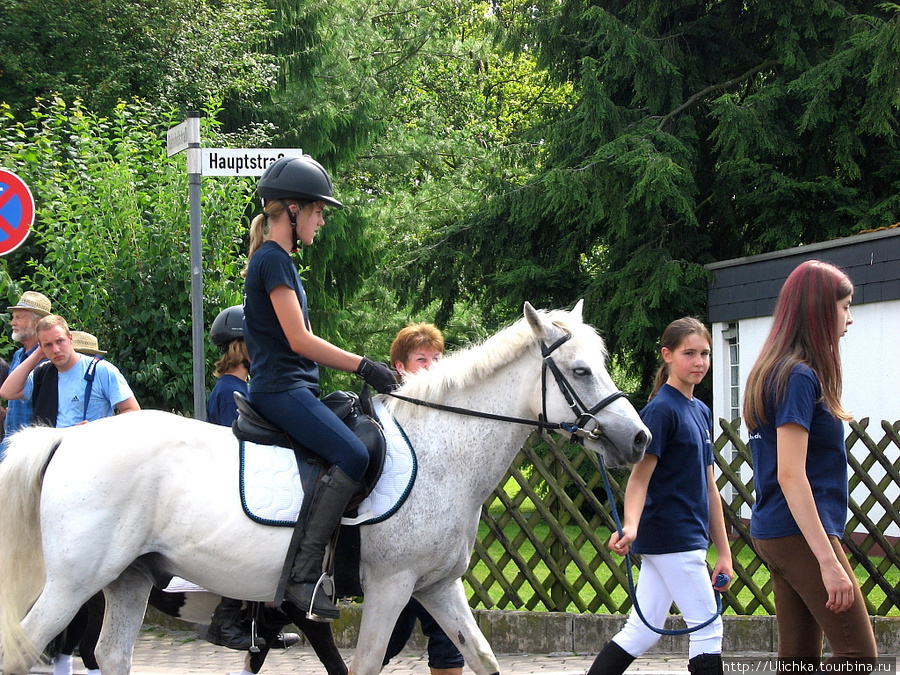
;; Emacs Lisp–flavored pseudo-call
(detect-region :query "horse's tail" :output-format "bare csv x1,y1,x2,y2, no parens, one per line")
0,425,66,666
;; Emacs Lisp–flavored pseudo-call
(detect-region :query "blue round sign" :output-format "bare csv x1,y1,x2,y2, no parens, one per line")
0,169,34,256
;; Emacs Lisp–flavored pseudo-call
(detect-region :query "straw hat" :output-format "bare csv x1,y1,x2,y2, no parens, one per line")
7,291,52,317
71,331,106,356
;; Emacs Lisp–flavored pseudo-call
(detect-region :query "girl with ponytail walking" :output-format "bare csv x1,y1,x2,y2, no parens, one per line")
588,318,731,675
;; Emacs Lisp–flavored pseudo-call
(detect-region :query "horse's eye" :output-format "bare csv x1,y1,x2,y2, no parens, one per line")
573,367,591,377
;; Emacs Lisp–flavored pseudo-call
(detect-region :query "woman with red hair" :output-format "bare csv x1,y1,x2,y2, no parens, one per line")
743,260,876,664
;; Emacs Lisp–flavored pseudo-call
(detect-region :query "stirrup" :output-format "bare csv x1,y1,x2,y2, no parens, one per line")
307,573,337,622
249,615,261,653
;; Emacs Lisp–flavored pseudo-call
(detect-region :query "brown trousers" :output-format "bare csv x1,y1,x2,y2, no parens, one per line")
753,534,877,660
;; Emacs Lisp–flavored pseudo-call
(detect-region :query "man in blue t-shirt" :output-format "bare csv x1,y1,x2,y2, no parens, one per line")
1,291,53,454
0,315,140,427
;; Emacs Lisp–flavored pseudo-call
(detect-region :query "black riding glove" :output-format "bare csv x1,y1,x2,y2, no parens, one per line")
355,356,397,393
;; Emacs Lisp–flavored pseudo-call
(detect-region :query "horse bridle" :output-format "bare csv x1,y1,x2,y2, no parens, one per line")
538,331,626,444
386,327,626,441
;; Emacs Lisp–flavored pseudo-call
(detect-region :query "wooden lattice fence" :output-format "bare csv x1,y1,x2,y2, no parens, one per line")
464,418,900,616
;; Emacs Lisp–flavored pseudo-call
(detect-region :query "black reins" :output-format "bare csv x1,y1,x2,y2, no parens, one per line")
596,457,727,635
386,329,625,441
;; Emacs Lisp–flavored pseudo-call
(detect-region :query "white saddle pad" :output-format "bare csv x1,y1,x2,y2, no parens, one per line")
239,398,416,527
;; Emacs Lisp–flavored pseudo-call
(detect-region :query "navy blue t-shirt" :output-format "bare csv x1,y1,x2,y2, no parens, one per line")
207,373,249,428
749,363,848,539
632,383,714,555
242,240,320,393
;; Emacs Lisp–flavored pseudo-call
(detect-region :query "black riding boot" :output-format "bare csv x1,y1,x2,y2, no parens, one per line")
586,640,635,675
207,597,264,650
278,465,360,622
688,653,724,675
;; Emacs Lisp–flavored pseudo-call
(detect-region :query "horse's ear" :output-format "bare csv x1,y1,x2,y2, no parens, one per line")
571,299,584,322
524,301,551,341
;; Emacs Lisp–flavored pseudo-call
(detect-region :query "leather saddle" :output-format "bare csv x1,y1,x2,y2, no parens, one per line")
231,390,387,501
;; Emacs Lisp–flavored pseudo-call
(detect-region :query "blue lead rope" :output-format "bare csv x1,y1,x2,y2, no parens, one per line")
596,456,727,636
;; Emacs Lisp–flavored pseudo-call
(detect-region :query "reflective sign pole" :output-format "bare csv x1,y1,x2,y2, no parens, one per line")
186,111,206,421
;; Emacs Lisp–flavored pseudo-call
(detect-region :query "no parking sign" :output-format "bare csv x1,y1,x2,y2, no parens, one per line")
0,169,34,256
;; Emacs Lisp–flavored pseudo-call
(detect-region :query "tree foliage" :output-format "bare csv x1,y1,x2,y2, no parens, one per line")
0,0,516,410
223,0,566,357
0,97,256,412
403,0,900,393
0,0,275,118
3,0,898,407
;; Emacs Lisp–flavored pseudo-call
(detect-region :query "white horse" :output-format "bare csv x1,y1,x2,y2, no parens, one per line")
0,301,650,675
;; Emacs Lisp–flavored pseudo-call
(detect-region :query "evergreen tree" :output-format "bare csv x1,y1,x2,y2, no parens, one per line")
406,0,900,392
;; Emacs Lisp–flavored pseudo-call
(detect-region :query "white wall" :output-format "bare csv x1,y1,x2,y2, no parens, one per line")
711,299,900,535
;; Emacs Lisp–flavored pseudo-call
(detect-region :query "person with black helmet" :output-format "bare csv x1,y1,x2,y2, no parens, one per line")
243,155,396,622
207,304,250,429
205,304,261,649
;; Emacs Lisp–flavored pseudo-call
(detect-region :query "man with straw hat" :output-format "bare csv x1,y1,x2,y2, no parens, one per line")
2,290,52,453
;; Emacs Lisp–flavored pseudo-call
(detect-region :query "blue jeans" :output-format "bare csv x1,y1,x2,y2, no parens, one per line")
251,387,368,481
383,598,464,669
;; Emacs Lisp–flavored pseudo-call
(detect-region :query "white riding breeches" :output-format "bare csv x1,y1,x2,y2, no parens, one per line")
612,548,723,658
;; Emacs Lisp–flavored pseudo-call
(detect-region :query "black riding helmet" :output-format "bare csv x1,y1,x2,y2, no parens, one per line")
210,305,244,349
257,155,343,208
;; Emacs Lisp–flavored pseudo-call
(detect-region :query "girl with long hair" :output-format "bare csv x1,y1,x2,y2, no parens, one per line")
743,260,876,662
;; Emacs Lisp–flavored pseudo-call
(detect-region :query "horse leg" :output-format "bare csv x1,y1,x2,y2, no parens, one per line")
349,578,418,675
57,593,105,674
290,615,348,675
6,584,94,675
79,593,105,672
50,601,91,675
416,579,500,675
94,568,153,675
239,605,275,675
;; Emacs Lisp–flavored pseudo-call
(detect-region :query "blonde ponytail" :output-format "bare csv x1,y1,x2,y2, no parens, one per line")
243,200,294,275
247,212,270,261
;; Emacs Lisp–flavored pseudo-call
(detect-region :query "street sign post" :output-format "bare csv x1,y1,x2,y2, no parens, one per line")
0,169,35,256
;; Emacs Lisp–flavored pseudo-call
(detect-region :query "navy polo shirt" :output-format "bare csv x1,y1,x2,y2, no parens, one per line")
632,383,714,555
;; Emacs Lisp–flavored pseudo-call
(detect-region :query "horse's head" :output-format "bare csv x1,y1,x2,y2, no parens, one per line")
523,300,650,468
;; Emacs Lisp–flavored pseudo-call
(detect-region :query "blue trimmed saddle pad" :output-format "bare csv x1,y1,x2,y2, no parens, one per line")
239,398,416,527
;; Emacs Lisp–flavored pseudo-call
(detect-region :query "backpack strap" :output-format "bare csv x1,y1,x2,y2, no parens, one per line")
82,356,103,422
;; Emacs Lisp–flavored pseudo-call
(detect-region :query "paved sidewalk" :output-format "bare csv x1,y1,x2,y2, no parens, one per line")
28,627,692,675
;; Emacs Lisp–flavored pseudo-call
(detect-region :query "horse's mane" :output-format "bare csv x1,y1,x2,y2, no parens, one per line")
383,307,603,417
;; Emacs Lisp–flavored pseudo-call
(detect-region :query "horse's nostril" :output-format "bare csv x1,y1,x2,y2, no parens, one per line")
635,430,649,449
